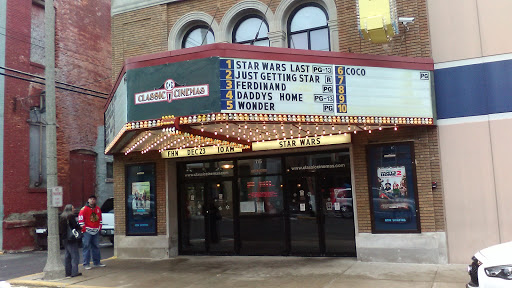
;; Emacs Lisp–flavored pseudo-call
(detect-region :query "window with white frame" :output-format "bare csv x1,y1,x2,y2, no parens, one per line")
288,4,330,51
182,25,215,48
232,15,270,46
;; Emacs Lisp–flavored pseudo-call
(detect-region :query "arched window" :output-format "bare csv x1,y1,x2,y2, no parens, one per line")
288,4,330,51
182,25,214,48
233,15,270,46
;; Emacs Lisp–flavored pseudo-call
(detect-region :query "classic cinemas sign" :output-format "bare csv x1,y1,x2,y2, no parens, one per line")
161,145,242,158
135,79,209,105
252,134,351,151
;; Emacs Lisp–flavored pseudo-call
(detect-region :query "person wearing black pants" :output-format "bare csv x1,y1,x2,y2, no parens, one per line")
60,204,82,278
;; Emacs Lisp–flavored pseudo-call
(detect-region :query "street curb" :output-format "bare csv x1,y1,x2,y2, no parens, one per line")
9,279,111,288
8,256,117,287
9,279,65,287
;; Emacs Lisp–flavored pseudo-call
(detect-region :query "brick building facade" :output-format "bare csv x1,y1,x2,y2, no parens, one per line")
107,0,446,263
0,0,111,251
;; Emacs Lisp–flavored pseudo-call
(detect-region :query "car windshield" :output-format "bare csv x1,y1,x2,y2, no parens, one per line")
101,198,114,213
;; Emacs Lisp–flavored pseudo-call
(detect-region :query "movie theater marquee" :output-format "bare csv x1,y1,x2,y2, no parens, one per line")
220,58,433,118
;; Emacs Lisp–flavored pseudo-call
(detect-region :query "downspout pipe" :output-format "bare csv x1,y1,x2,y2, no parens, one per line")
0,0,8,251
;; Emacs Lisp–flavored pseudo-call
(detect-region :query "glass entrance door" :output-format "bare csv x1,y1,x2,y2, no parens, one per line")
180,181,235,254
207,181,234,253
287,175,321,255
181,182,206,253
318,173,356,255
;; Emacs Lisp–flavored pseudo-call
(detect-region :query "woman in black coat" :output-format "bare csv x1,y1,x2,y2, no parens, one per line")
60,204,82,277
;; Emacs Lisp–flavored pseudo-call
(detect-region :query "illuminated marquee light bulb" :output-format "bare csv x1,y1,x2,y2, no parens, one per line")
354,130,357,134
220,128,223,133
348,125,351,131
394,125,398,131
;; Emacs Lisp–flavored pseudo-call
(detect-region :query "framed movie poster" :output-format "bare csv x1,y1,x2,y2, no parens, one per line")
367,142,420,233
125,163,157,235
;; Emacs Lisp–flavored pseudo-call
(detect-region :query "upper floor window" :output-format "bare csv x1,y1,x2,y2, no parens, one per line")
182,26,214,48
233,15,270,46
288,4,330,51
31,1,45,64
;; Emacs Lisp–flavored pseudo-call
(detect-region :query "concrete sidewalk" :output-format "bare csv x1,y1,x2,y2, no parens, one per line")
9,256,468,288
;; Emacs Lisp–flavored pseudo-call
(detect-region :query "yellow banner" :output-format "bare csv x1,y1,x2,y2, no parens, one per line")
161,145,242,158
252,134,351,151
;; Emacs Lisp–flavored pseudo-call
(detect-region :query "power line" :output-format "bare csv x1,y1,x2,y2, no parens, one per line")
1,65,109,95
0,71,108,99
251,0,273,45
0,29,112,90
201,5,220,46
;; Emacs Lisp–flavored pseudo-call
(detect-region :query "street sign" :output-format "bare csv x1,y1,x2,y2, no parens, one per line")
50,186,63,207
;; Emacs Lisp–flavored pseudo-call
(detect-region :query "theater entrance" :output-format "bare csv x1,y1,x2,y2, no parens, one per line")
179,161,236,255
178,150,356,256
286,172,355,255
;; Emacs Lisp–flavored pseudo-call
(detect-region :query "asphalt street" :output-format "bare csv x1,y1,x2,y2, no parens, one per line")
0,242,113,281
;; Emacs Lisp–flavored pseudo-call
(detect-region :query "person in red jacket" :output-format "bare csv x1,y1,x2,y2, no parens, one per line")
78,195,106,269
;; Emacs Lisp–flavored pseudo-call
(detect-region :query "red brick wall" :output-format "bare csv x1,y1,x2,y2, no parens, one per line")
2,0,111,251
53,0,111,207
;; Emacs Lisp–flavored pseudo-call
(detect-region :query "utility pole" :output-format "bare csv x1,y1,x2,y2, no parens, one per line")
43,0,65,279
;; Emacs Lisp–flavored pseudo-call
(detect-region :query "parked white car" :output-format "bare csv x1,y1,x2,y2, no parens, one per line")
100,198,114,244
467,241,512,288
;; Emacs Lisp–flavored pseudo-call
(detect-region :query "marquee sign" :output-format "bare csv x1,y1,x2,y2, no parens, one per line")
220,58,432,118
104,54,434,155
252,134,352,151
135,79,209,105
161,145,242,158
